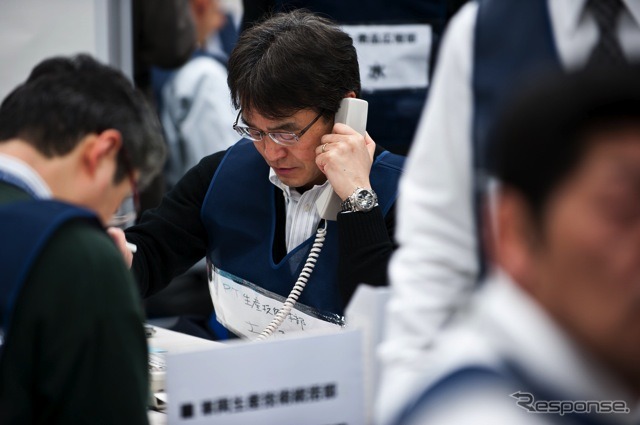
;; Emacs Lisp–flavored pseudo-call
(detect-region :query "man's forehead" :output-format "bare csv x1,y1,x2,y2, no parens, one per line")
566,134,640,194
584,129,640,168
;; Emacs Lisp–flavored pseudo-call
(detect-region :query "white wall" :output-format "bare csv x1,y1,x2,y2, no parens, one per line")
0,0,130,101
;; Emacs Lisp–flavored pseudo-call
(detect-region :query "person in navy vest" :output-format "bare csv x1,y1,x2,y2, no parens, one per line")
111,9,405,341
378,1,640,421
394,68,640,425
0,55,166,423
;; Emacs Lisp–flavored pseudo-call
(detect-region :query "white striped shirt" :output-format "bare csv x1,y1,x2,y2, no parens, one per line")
268,168,330,253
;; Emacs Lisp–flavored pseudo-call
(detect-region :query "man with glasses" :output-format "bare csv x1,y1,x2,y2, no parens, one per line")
0,55,166,422
115,10,405,340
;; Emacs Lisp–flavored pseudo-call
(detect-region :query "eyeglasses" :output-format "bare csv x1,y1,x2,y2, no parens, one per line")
232,110,323,146
107,144,140,228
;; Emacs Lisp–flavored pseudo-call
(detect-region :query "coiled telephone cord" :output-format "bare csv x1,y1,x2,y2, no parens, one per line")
256,220,327,340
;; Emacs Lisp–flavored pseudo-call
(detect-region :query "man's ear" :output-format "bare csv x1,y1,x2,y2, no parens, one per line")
493,188,541,289
81,129,123,178
344,91,357,99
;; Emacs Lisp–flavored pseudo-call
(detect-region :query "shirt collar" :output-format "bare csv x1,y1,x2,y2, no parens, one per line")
551,0,588,35
268,167,292,198
477,271,636,408
625,0,640,28
555,0,640,33
0,153,52,199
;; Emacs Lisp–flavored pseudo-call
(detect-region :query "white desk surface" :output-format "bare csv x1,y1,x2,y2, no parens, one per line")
148,325,220,353
147,326,220,424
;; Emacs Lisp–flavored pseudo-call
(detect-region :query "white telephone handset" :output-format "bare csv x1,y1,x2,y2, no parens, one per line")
315,98,369,220
256,98,368,340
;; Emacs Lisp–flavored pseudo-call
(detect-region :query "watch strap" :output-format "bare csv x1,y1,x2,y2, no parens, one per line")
340,187,378,213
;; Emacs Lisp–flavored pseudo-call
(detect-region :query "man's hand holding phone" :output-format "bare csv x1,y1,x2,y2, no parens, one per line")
315,123,375,201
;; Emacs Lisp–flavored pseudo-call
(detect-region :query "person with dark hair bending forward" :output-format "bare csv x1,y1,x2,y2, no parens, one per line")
0,54,166,423
111,10,405,340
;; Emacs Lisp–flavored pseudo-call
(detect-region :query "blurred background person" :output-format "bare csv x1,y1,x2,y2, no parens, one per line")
394,67,640,425
378,2,640,422
154,0,239,192
132,0,196,107
132,0,197,214
204,0,241,62
0,54,165,424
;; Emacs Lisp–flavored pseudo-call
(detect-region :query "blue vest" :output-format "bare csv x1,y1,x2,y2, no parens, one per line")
394,362,618,425
273,0,449,155
0,200,100,336
201,140,404,321
472,0,563,276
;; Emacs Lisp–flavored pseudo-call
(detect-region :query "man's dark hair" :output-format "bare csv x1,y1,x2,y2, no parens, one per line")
488,67,640,221
0,54,165,188
227,9,360,120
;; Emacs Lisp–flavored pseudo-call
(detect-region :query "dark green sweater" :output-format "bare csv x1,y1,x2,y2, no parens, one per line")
0,183,149,424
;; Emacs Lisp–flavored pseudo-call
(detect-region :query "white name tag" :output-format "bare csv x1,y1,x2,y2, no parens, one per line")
342,24,432,92
209,267,344,339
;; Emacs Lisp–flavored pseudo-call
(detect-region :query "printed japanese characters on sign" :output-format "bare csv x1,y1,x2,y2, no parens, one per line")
341,24,432,91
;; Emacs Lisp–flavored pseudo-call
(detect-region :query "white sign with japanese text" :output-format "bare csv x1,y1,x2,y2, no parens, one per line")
166,329,365,425
342,24,432,92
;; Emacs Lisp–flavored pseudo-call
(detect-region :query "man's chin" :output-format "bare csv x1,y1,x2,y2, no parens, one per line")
280,178,303,189
274,171,301,187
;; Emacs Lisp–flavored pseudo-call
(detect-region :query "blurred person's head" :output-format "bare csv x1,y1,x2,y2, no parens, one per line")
488,67,640,396
0,54,165,224
190,0,227,47
226,9,360,190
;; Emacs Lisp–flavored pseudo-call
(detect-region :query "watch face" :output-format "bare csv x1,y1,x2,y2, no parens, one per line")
355,189,375,210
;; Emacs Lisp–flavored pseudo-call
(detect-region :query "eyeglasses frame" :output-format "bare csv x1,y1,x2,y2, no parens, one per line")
232,109,324,146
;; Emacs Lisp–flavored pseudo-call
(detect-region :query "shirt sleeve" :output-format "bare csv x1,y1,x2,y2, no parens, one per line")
375,3,480,424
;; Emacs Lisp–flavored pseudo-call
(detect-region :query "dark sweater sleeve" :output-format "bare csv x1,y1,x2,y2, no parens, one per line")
336,202,396,307
126,152,225,297
335,145,399,306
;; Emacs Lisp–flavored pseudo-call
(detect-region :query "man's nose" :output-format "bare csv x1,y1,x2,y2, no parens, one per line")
263,137,288,160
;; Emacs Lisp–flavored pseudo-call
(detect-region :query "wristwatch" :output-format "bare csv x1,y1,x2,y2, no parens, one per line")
341,187,378,213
